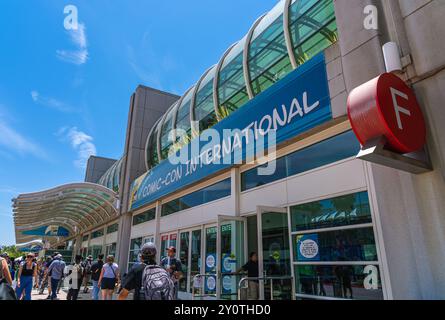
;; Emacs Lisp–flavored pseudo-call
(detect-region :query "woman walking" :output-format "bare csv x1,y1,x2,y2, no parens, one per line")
15,253,37,300
98,255,120,300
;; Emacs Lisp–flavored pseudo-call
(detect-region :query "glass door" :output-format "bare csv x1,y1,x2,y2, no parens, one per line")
257,206,294,300
216,215,247,300
203,226,217,297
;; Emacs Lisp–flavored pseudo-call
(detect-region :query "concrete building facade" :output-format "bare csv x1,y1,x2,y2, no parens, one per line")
13,0,445,300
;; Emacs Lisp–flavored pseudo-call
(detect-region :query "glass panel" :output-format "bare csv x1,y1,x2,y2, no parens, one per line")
160,103,178,159
132,208,156,225
179,232,190,292
249,10,292,96
161,178,231,217
160,235,169,261
247,216,258,256
190,230,202,293
106,223,118,234
293,228,377,262
290,0,337,66
295,264,384,300
91,229,104,239
241,131,360,192
220,221,245,300
128,237,142,271
175,89,193,147
241,156,287,191
204,227,217,295
286,131,360,177
218,39,249,119
146,118,162,169
194,67,218,133
262,211,292,300
290,192,371,232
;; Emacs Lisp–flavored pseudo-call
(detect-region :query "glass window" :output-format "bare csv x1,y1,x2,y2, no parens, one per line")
128,237,142,271
291,191,371,232
190,230,202,293
205,227,217,295
106,223,118,234
241,131,360,192
290,0,337,66
217,39,249,119
295,264,384,300
291,191,382,300
241,156,287,191
293,228,377,262
146,118,162,169
91,229,104,239
82,235,89,242
105,243,116,257
160,103,178,159
179,232,190,292
249,7,292,96
161,178,231,217
175,89,193,147
194,67,218,133
132,208,156,226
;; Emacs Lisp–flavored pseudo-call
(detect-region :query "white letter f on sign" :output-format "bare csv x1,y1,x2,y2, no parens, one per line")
390,87,411,130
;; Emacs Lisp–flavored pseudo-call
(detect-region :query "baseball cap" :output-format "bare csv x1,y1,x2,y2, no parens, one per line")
141,242,157,257
166,246,176,253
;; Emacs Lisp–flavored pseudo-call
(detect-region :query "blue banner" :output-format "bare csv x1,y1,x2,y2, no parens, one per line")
22,225,70,237
130,53,331,210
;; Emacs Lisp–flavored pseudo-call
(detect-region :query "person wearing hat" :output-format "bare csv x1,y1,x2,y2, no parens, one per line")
160,246,183,299
81,255,93,293
66,255,83,300
15,253,38,300
47,254,66,300
118,242,175,300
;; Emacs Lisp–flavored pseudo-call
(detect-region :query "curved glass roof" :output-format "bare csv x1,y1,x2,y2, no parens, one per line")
98,157,123,192
144,0,337,170
13,183,119,245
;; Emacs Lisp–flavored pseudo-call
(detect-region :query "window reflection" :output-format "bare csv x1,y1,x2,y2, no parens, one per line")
295,265,383,300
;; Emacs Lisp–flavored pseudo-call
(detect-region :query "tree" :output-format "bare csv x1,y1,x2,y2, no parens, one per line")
0,245,22,258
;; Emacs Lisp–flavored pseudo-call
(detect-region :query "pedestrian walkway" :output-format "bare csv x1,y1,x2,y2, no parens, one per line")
29,286,133,300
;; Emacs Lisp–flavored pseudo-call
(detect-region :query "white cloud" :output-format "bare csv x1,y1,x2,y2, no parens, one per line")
56,23,89,65
30,90,73,113
58,127,96,169
0,120,47,159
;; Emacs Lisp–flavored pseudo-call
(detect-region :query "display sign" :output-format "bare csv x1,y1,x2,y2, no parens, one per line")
21,225,70,237
297,234,320,261
205,254,216,272
347,72,426,154
129,53,332,210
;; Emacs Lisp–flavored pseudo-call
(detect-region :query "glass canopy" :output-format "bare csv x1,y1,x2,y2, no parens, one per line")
143,0,337,171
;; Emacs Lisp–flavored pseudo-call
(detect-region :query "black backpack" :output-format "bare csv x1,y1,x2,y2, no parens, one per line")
141,264,175,300
0,258,16,300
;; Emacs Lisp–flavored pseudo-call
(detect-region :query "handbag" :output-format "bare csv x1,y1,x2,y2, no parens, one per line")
0,260,17,300
0,279,17,300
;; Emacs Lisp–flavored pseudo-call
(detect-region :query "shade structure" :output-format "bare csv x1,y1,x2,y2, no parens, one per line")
12,182,119,246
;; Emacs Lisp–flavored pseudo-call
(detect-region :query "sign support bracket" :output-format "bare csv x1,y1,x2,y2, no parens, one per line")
357,136,432,174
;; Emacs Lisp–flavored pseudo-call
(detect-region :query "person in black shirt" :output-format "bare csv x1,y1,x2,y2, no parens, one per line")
90,254,104,300
160,247,182,299
118,242,157,300
233,252,259,300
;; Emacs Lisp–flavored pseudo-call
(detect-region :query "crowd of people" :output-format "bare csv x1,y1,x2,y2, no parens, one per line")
0,242,182,301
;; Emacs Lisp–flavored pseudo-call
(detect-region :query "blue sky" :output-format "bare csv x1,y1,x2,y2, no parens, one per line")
0,0,278,245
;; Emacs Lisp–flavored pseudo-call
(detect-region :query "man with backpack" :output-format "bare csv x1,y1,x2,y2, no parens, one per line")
118,242,175,300
81,255,93,293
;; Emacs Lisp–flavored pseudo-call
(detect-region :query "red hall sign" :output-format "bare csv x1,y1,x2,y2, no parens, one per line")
347,73,426,154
